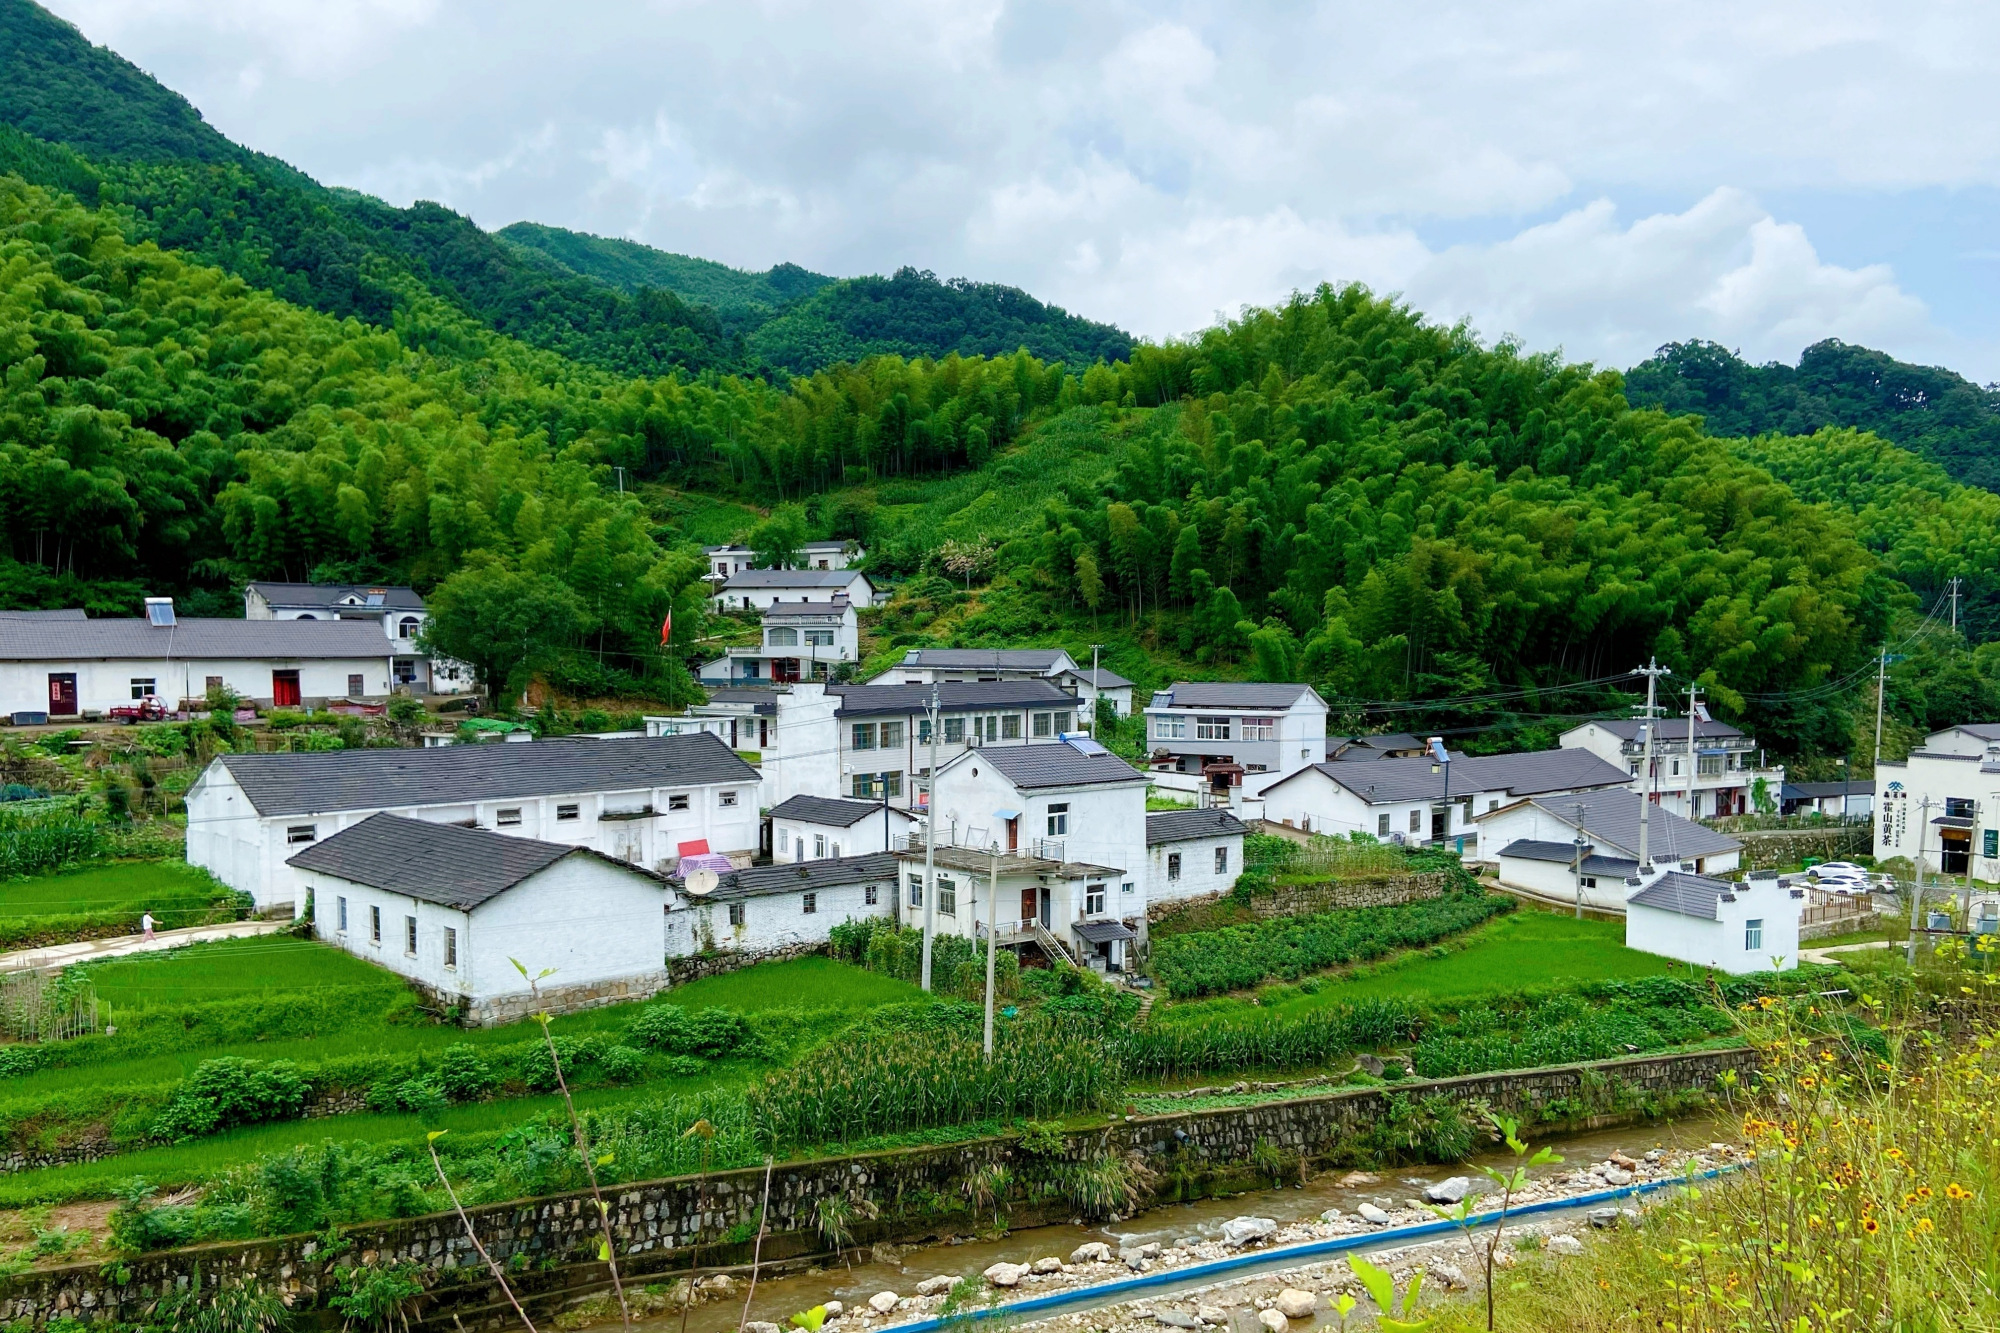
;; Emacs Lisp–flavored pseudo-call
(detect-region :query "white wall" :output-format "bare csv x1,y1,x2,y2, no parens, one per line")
1259,767,1481,849
775,807,913,862
1625,880,1799,974
1874,751,1994,878
305,854,669,1006
929,754,1149,920
1495,852,1629,912
714,575,874,611
1147,833,1244,905
1475,802,1739,878
678,875,892,956
3,655,393,716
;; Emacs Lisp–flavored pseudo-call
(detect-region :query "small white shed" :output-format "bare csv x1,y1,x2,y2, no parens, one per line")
1145,808,1248,906
1625,869,1803,974
769,794,914,863
289,813,675,1025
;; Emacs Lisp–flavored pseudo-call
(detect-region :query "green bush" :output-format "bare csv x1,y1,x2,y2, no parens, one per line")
1120,998,1419,1080
434,1045,497,1101
628,1004,750,1057
151,1058,310,1142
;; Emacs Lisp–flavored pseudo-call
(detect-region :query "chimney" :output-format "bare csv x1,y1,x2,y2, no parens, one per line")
143,597,176,627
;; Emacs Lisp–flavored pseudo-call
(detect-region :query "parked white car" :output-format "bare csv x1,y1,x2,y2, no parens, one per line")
1809,861,1866,880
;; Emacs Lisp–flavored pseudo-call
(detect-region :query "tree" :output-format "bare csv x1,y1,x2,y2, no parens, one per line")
422,564,589,702
751,513,806,571
938,536,996,590
1075,550,1104,625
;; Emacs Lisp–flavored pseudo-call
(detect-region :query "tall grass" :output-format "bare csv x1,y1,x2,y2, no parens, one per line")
1119,999,1419,1080
0,802,104,878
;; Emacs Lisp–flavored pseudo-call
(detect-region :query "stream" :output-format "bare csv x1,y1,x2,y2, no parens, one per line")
638,1110,1733,1333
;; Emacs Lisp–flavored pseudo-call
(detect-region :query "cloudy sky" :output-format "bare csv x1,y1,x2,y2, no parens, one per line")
43,0,2000,379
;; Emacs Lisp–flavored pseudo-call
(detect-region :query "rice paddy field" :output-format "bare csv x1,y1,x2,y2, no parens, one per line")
0,860,236,944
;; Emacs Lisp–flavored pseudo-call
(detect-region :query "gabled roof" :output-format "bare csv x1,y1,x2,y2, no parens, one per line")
1566,717,1747,743
687,851,901,901
1146,809,1249,844
1151,682,1320,709
1059,666,1135,689
1481,788,1740,862
0,617,395,662
1267,748,1630,806
762,599,851,620
1935,723,2000,740
898,648,1073,671
1628,870,1735,921
286,813,657,910
720,569,870,590
246,582,425,612
1783,781,1870,799
769,794,887,828
1494,839,1639,877
969,740,1147,790
0,608,87,621
830,679,1077,717
214,732,759,817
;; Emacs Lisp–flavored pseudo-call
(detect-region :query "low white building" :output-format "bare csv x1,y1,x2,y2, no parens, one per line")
673,851,897,961
1481,788,1742,912
703,541,863,585
874,647,1079,685
187,732,762,911
1561,716,1760,819
1,601,396,718
1143,683,1328,795
770,793,914,862
698,599,857,686
1324,733,1430,762
712,568,875,611
1259,749,1631,857
1145,808,1248,906
1780,780,1873,818
1874,724,2000,879
290,813,676,1025
1057,665,1135,719
243,582,470,694
1625,868,1802,974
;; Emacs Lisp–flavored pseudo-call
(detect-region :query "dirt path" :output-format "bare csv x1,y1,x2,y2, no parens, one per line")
1799,939,1892,966
0,918,291,973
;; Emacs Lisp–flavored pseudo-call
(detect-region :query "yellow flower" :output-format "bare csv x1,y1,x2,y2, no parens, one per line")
1916,1217,1934,1234
1916,1185,1933,1200
1862,1216,1881,1235
1945,1183,1971,1201
1885,1148,1904,1160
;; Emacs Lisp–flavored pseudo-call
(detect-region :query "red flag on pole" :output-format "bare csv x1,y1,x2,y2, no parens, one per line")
660,608,672,647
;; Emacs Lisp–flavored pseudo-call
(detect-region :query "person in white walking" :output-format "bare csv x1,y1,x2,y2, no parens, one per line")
141,911,155,942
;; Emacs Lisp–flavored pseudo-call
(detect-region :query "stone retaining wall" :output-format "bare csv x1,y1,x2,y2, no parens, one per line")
0,1044,1757,1329
664,941,826,986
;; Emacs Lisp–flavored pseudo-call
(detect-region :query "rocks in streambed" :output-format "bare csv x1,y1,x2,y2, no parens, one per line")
1274,1289,1318,1319
1198,1306,1229,1326
1032,1257,1065,1274
746,1323,781,1333
1356,1203,1391,1225
1154,1311,1202,1329
868,1291,900,1314
1424,1176,1472,1204
1588,1208,1622,1229
1071,1241,1114,1264
1222,1216,1277,1246
914,1277,956,1296
1337,1170,1378,1187
821,1303,843,1318
1547,1235,1585,1256
985,1262,1028,1287
1256,1310,1289,1332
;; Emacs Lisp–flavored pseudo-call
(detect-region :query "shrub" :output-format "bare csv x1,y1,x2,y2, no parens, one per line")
628,1004,750,1057
152,1058,310,1142
433,1045,496,1102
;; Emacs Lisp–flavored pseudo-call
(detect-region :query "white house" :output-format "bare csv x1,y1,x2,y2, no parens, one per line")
652,684,844,810
906,736,1151,971
1259,749,1631,857
1873,724,2000,878
1057,666,1136,719
874,648,1080,685
1481,788,1743,912
1625,867,1802,974
290,813,676,1025
712,568,876,611
1560,716,1760,819
672,851,897,962
1143,682,1328,795
1,601,396,718
703,541,863,585
770,793,914,862
187,732,762,911
1145,808,1248,906
699,599,858,686
829,679,1081,804
245,581,471,693
1780,780,1874,818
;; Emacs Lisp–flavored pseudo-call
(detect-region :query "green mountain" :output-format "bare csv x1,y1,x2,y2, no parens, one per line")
1626,339,2000,494
495,222,834,324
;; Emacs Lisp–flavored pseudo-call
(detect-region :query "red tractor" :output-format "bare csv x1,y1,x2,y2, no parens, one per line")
107,696,170,724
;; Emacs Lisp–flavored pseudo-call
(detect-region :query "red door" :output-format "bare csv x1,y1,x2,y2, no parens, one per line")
1006,817,1019,851
1020,887,1037,924
272,670,301,706
47,673,77,715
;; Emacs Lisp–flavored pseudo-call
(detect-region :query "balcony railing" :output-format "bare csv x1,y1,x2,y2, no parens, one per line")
890,832,1068,862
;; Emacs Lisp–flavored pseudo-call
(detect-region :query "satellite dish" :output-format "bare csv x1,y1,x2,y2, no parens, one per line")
685,869,719,895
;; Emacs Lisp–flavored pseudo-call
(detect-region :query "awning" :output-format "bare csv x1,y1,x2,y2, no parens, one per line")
1932,816,1976,829
1073,919,1137,944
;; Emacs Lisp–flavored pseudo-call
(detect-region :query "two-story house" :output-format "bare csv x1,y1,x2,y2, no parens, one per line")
1143,682,1328,795
703,541,864,585
1874,723,2000,879
1560,717,1759,818
697,598,857,685
713,568,876,611
827,679,1080,803
244,582,471,694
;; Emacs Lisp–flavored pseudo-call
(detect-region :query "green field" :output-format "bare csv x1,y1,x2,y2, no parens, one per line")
79,934,401,1008
664,955,925,1012
0,860,231,931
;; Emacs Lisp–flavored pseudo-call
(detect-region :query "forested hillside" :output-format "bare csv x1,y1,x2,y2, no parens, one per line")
1627,339,2000,494
496,223,834,328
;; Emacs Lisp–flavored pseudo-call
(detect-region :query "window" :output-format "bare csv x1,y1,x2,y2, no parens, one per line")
918,717,933,744
497,808,522,826
779,829,790,854
337,896,348,932
1409,809,1422,833
728,902,745,928
1123,880,1135,895
864,885,878,905
1745,918,1764,952
1167,852,1182,881
1378,813,1391,835
393,660,418,685
1242,717,1276,741
719,791,739,808
1196,716,1232,741
1629,762,1641,777
1052,711,1074,733
370,905,382,944
130,678,156,700
814,833,827,858
852,722,877,751
668,794,689,811
1215,846,1229,874
405,916,417,955
768,627,799,647
1002,713,1022,740
1154,715,1186,740
881,720,905,747
937,878,957,916
852,772,873,799
206,675,223,692
1946,797,1977,819
1581,876,1598,889
882,771,903,798
348,673,365,696
556,803,580,821
944,717,966,743
804,629,834,647
1697,754,1722,777
444,926,456,968
802,893,817,915
908,875,924,908
399,616,421,640
1086,884,1107,914
1670,758,1682,777
1048,803,1070,836
1487,799,1500,812
1033,711,1055,738
287,824,317,845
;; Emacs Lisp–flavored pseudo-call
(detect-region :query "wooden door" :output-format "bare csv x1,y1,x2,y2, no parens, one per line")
271,670,301,706
1020,887,1037,923
1006,817,1019,850
46,673,77,715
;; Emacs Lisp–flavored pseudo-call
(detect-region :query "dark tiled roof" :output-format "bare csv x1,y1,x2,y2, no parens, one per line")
1073,919,1136,944
1153,682,1318,709
0,617,395,662
973,741,1146,790
769,794,885,828
0,608,87,621
1628,870,1734,920
690,851,901,901
830,679,1077,717
1146,809,1249,844
1060,666,1135,689
1569,717,1746,742
1274,749,1629,805
1784,781,1870,799
721,569,870,590
900,648,1071,671
1495,839,1638,877
217,732,759,817
246,582,425,611
1941,723,2000,740
286,814,650,910
762,599,850,620
1504,788,1740,861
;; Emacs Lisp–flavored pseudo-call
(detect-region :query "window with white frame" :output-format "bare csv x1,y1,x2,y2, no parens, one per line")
1745,918,1764,952
1242,717,1276,741
804,629,835,647
130,678,156,699
944,717,966,743
814,833,827,858
1409,809,1422,832
1123,880,1135,896
370,905,382,944
497,808,522,826
1215,846,1229,874
1033,711,1056,738
399,616,421,640
1378,813,1391,835
1047,803,1069,836
918,717,933,744
908,875,924,907
1154,715,1186,739
556,803,580,821
1697,754,1722,777
287,824,317,845
937,877,956,916
768,627,799,647
802,893,817,915
719,791,739,808
1002,713,1022,739
404,916,417,955
864,884,878,905
851,722,876,751
444,927,457,968
337,896,348,932
728,902,745,927
1196,716,1231,741
881,720,905,747
1085,884,1106,914
668,793,689,811
1167,852,1182,880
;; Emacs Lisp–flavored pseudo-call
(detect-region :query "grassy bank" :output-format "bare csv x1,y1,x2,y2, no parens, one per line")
0,860,247,950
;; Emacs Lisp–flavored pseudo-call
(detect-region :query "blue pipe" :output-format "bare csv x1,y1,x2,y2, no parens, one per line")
882,1166,1739,1332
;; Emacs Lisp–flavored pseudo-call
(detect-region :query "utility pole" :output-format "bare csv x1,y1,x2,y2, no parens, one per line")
1634,658,1671,871
1874,645,1888,767
1950,575,1962,637
921,684,941,991
1570,800,1588,919
985,839,1000,1060
1684,683,1702,820
1089,644,1103,737
1908,794,1933,966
